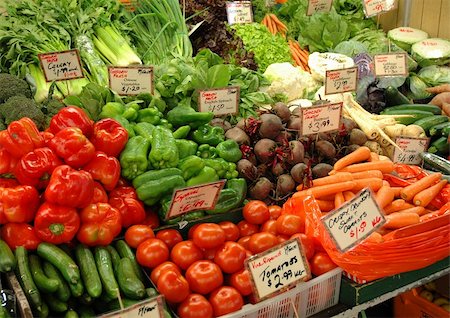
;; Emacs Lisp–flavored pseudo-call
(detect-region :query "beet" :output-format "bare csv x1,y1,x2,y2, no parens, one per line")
287,116,301,131
259,113,283,139
341,117,357,133
286,140,304,165
249,177,273,200
210,118,231,132
237,159,258,180
272,102,291,123
276,174,295,196
290,163,308,183
312,163,333,178
275,131,293,144
225,127,250,145
254,139,276,163
315,140,336,159
349,128,367,146
271,163,285,176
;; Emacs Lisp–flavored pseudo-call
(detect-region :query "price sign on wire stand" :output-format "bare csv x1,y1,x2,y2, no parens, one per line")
307,0,333,15
245,238,311,302
300,102,343,136
99,295,165,318
374,53,408,77
226,1,253,25
324,67,358,95
393,136,429,165
321,188,386,253
38,49,84,82
362,0,396,18
198,86,240,116
108,66,154,96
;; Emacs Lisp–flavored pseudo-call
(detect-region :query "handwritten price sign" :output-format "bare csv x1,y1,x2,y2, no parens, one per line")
374,53,408,77
393,136,429,165
38,49,84,82
245,238,311,302
363,0,386,17
108,66,153,96
99,295,165,318
198,86,240,116
321,188,386,253
226,1,253,25
300,102,342,136
166,181,226,220
325,67,358,95
307,0,333,15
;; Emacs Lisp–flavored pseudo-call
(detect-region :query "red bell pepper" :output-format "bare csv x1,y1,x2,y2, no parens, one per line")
0,178,19,188
0,118,44,158
0,147,18,175
14,147,62,187
83,151,120,191
44,165,94,208
48,127,95,168
90,181,108,204
109,194,146,228
0,185,40,224
90,118,128,157
49,106,94,137
0,223,41,250
109,186,138,200
34,202,80,244
77,203,122,246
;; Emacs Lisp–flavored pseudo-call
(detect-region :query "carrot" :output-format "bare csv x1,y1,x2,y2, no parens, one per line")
384,212,420,229
413,179,448,207
296,172,353,190
338,160,395,174
333,146,371,171
375,185,394,209
270,14,286,30
343,191,355,201
291,52,302,66
369,152,380,162
396,206,427,216
400,173,442,202
320,194,337,201
420,208,450,222
334,192,345,209
352,178,384,192
293,181,356,199
316,199,335,212
269,17,278,34
365,232,384,243
351,170,383,180
394,214,450,239
383,199,414,214
391,187,402,198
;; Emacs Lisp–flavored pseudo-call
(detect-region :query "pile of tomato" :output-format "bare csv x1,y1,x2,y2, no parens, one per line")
125,200,338,318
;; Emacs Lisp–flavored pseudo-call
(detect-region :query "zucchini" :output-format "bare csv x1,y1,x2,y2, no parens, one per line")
36,243,80,285
414,115,449,133
382,104,442,115
42,261,71,302
380,109,434,125
0,239,16,273
428,137,449,154
116,258,146,300
15,247,42,310
385,86,411,106
75,244,102,298
94,247,120,300
429,122,450,136
28,255,59,293
420,152,450,177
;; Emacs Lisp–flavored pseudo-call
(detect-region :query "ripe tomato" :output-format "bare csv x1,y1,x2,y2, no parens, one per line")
310,252,337,277
192,223,225,249
244,248,253,259
291,233,315,260
136,238,169,268
156,229,183,250
243,200,270,224
276,214,304,236
202,246,220,261
237,220,259,237
277,234,290,244
188,224,201,239
157,270,190,303
186,260,223,295
209,286,244,316
171,241,204,270
229,269,252,296
268,205,282,220
177,294,213,318
150,261,181,283
218,221,240,242
237,235,251,250
248,232,278,254
124,225,154,248
214,241,246,274
261,220,277,235
141,208,160,229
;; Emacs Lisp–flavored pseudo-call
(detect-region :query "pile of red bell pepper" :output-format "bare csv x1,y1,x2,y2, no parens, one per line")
0,107,154,250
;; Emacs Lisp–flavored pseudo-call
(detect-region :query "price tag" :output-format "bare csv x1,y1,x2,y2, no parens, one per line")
166,180,226,220
321,188,386,253
99,295,165,318
324,67,358,95
307,0,333,15
374,53,408,77
108,66,153,96
393,136,429,165
38,49,84,82
226,1,253,25
362,0,386,17
198,86,240,116
300,102,343,136
245,238,311,302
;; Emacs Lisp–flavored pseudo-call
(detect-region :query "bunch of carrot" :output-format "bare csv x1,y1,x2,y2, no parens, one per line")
261,13,287,37
288,39,310,72
293,146,449,232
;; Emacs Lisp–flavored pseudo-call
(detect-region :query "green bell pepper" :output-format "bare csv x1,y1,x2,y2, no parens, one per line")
167,105,214,128
119,136,151,180
186,166,219,187
122,102,140,121
184,210,205,221
227,178,247,204
204,158,238,179
132,168,182,189
157,119,173,130
196,144,217,159
99,102,125,119
173,126,191,139
192,124,225,146
207,178,247,214
158,195,181,223
137,108,161,125
136,175,185,204
216,140,242,163
176,139,198,159
133,122,155,140
149,126,179,169
178,155,205,180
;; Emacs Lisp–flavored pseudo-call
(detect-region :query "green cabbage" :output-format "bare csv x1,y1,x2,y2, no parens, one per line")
411,38,450,67
387,27,428,52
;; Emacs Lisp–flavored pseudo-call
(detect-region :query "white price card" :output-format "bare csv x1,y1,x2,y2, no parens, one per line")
300,102,343,136
321,188,386,253
374,53,408,77
226,1,253,25
38,49,84,82
393,136,429,165
307,0,333,15
198,86,240,116
324,67,358,95
108,66,153,96
99,295,165,318
245,238,311,302
166,180,226,220
362,0,386,17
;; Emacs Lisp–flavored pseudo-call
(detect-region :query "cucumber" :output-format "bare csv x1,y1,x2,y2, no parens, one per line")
380,109,434,125
28,255,59,293
414,115,449,133
64,310,79,318
79,293,94,305
77,306,96,318
105,245,121,273
34,300,49,318
0,239,16,273
382,104,442,115
429,122,450,136
117,258,146,300
15,247,42,310
43,293,68,313
68,279,84,298
115,240,144,282
94,247,120,299
37,243,80,285
428,137,449,154
42,261,71,302
385,86,411,106
443,125,450,137
420,152,450,175
75,245,102,298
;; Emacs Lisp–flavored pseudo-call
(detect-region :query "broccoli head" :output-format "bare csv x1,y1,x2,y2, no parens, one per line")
0,113,6,131
0,96,45,130
41,98,66,129
0,73,33,103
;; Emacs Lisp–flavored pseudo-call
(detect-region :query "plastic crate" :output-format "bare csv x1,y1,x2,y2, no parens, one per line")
394,288,450,318
220,267,343,318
